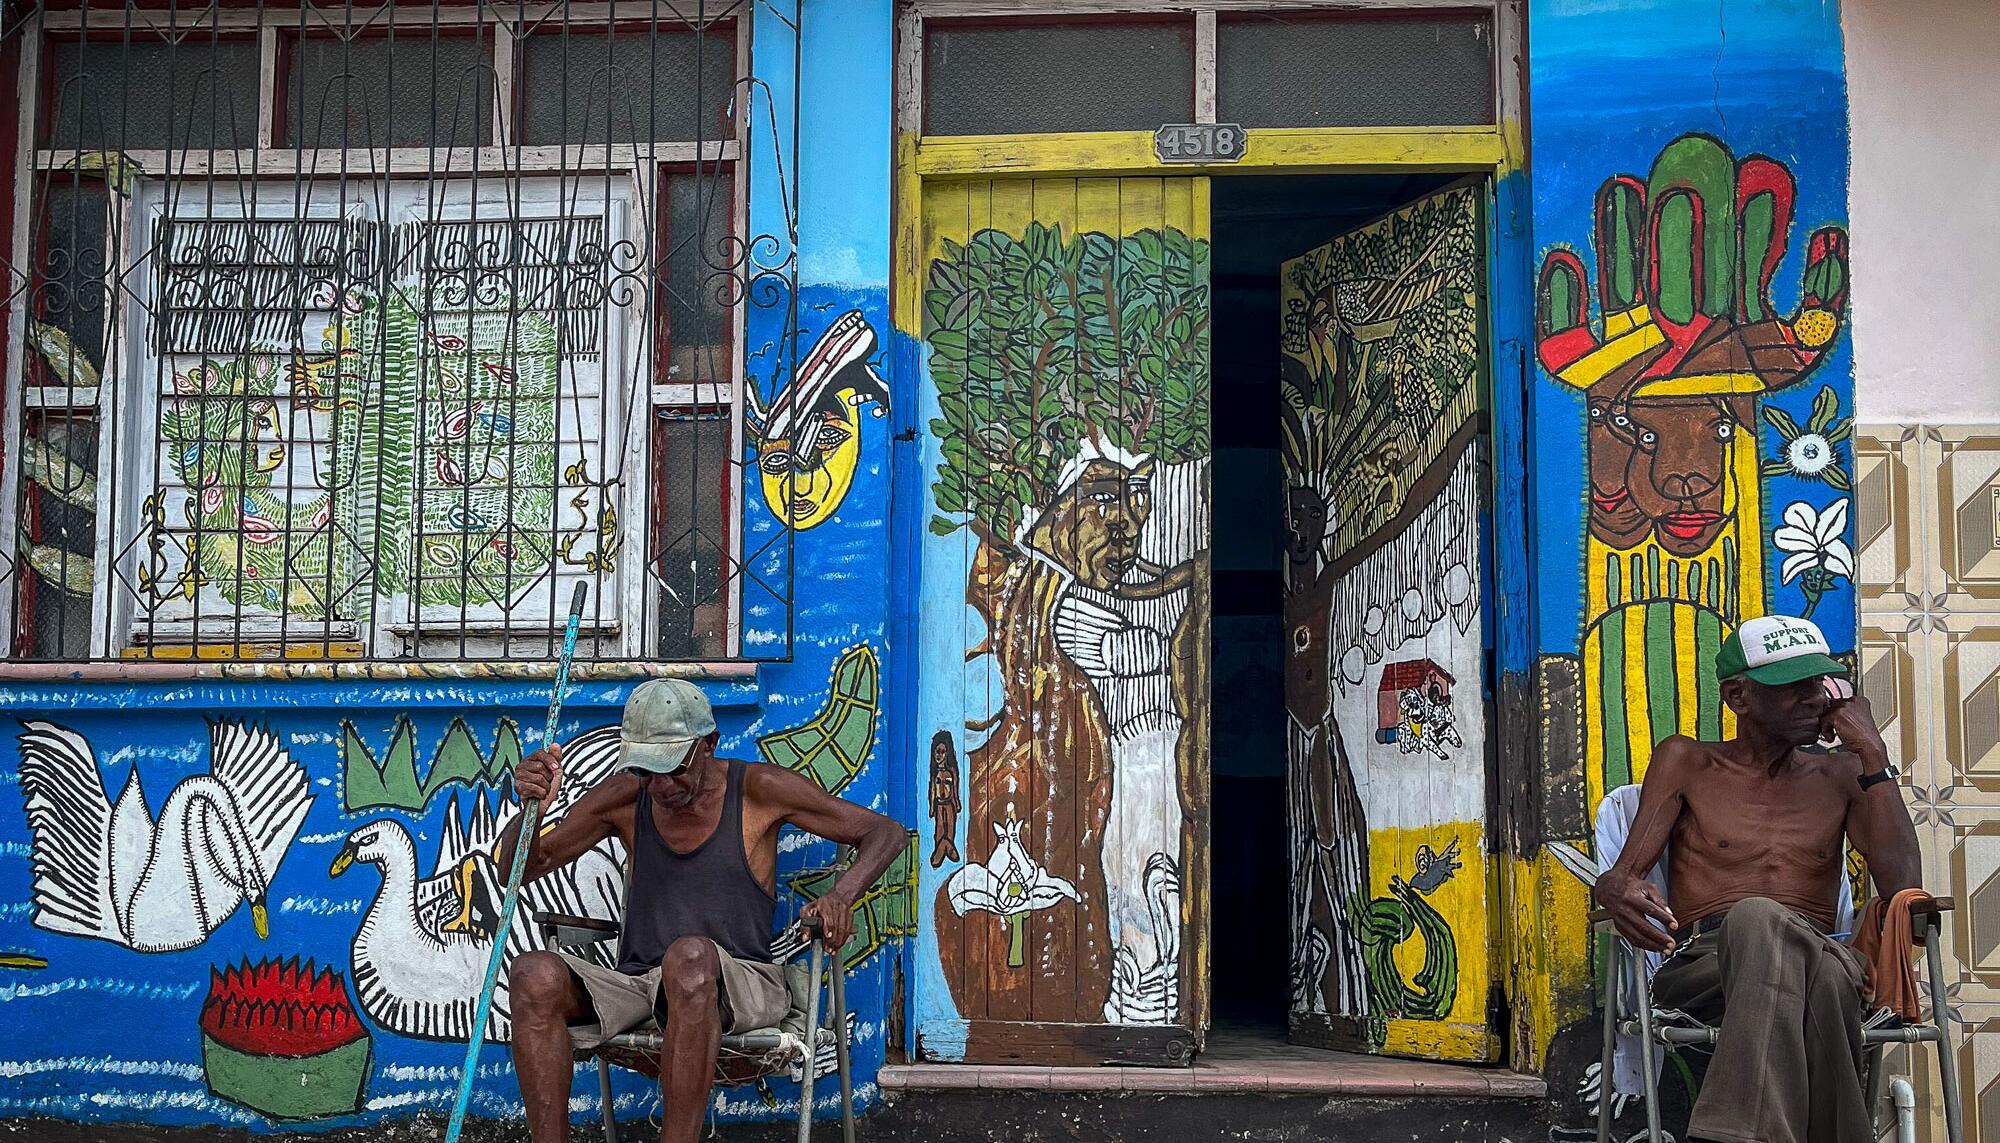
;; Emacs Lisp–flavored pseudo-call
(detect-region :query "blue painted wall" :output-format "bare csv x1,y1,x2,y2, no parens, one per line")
0,0,898,1131
1524,0,1856,1125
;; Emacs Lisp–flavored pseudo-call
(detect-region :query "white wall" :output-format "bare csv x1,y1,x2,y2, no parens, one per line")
1843,0,2000,423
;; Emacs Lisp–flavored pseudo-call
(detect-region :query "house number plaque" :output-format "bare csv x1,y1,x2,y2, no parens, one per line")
1153,123,1247,164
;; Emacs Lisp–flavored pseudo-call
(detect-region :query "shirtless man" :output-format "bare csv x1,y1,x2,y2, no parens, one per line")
1594,614,1922,1143
495,679,906,1143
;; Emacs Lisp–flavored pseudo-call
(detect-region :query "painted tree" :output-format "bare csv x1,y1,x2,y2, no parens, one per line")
924,223,1209,544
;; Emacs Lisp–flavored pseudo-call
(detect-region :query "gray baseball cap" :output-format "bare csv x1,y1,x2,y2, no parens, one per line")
619,679,717,774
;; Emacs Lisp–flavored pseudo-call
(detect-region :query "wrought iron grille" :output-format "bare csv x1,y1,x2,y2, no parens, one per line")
3,0,802,665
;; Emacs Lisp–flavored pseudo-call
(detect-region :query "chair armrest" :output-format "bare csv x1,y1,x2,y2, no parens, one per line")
534,911,620,949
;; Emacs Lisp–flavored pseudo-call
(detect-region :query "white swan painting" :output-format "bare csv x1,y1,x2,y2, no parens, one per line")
334,724,626,1043
18,719,315,953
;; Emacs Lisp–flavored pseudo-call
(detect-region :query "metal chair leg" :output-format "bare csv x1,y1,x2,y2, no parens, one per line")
1863,1042,1888,1135
596,1057,618,1143
1924,927,1964,1143
798,940,825,1143
831,955,855,1143
1598,935,1620,1143
1630,952,1665,1143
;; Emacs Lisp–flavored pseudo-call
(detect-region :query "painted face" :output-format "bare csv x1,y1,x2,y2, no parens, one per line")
755,311,888,531
759,399,861,529
1585,395,1650,549
1624,396,1742,556
1285,483,1329,573
1029,458,1154,592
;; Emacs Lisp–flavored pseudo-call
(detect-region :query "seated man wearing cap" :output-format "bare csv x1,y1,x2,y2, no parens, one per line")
1594,614,1922,1143
495,678,906,1143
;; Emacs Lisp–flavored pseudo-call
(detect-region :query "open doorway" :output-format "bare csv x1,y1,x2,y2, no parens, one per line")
1206,173,1467,1051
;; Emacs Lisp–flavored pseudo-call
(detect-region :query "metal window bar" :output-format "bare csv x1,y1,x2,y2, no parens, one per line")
0,0,799,664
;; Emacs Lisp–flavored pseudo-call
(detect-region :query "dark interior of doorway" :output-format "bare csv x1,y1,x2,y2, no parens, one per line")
1206,172,1464,1049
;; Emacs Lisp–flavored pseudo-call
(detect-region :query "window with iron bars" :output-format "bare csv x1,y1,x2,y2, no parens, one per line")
6,2,798,665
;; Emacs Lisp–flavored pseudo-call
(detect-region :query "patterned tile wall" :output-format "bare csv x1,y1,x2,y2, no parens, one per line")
1858,425,2000,1141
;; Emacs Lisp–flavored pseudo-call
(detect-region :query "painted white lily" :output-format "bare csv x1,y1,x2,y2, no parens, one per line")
946,818,1081,967
1773,498,1854,619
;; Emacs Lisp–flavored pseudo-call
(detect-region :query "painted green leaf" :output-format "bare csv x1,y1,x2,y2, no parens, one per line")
1761,406,1802,439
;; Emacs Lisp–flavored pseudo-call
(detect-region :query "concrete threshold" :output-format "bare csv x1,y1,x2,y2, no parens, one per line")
880,1059,1547,1099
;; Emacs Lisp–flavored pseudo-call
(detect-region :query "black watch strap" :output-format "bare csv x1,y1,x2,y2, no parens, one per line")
1858,765,1899,791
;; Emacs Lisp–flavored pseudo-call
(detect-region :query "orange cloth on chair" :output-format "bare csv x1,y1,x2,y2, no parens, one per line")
1852,887,1934,1021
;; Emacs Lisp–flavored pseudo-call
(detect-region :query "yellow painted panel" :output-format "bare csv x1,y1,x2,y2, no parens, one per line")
1367,821,1490,1052
988,178,1034,241
1119,177,1165,234
1674,602,1698,739
1162,177,1193,237
923,178,971,261
1032,178,1079,245
1075,177,1123,237
1622,604,1651,776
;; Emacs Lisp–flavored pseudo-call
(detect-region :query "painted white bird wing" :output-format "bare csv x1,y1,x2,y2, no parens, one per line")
543,724,622,823
17,721,118,939
206,720,315,877
426,723,622,880
517,838,627,967
431,792,503,877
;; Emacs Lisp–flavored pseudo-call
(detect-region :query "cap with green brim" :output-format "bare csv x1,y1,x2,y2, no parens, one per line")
618,678,716,774
1716,614,1848,685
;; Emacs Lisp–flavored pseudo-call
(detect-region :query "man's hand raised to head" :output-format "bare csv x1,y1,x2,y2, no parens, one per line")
1821,686,1890,764
1596,866,1679,955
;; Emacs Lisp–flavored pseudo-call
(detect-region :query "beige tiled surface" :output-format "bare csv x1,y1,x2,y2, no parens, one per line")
1858,423,2000,1141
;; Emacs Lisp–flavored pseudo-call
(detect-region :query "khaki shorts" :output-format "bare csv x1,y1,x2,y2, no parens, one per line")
559,943,790,1050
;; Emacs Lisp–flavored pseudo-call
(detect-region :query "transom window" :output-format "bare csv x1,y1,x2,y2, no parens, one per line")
7,3,793,664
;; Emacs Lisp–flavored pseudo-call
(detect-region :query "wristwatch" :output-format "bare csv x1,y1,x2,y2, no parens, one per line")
1858,763,1900,791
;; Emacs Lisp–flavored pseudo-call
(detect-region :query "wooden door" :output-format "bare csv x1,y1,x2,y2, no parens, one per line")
1278,184,1500,1062
913,177,1211,1065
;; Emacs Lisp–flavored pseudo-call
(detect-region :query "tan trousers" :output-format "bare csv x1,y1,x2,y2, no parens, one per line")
1651,897,1871,1143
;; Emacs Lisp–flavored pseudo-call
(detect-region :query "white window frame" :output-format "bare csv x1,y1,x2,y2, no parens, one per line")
104,175,651,660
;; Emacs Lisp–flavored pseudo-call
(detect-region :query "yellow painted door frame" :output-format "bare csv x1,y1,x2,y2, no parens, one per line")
894,121,1527,1065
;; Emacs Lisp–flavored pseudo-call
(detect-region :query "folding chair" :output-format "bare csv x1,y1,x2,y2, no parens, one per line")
535,904,856,1143
1586,785,1964,1143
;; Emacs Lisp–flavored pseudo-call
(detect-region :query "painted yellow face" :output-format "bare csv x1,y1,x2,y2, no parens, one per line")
759,388,864,530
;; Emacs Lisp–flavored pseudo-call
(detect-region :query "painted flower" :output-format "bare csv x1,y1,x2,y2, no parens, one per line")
945,817,1081,967
1773,498,1854,619
1762,385,1852,490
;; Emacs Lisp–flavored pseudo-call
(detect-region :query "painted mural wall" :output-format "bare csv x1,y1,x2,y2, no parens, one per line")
1524,1,1857,1137
0,0,906,1132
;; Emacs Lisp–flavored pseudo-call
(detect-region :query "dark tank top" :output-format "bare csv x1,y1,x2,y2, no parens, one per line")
616,760,777,973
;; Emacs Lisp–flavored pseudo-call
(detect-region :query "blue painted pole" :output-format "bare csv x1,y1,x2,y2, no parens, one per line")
443,580,589,1143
